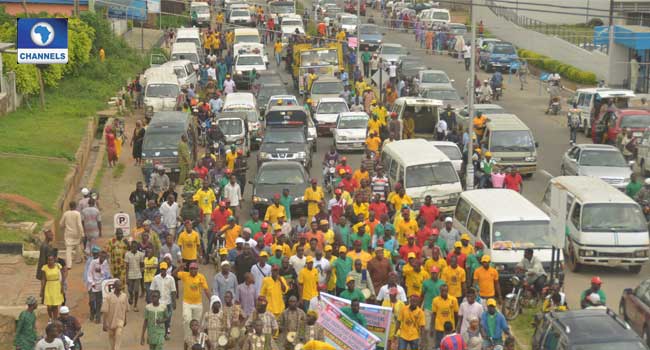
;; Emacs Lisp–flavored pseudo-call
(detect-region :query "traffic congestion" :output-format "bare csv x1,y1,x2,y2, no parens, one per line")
25,0,650,349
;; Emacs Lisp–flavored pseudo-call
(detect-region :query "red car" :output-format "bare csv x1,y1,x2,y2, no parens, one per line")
620,278,650,346
344,1,365,16
592,108,650,144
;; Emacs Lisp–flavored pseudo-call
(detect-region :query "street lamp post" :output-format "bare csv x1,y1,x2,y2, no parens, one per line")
465,0,477,190
356,0,360,71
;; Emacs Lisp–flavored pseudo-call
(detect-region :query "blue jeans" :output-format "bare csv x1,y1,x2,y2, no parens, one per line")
275,52,281,65
165,303,174,334
398,338,419,350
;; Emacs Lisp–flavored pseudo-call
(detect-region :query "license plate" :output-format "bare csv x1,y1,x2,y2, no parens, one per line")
608,259,622,266
353,143,363,147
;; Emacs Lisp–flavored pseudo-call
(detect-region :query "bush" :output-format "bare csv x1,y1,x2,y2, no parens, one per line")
518,48,598,85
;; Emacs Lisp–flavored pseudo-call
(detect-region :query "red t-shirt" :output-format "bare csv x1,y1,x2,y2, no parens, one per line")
329,198,347,224
504,173,523,192
415,226,433,247
399,244,422,261
253,231,274,246
369,202,388,220
341,178,359,194
193,166,209,180
418,204,439,227
211,208,232,232
445,252,468,270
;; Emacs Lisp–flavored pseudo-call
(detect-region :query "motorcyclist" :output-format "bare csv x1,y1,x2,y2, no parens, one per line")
206,123,225,148
580,276,606,309
198,98,212,123
515,248,547,294
547,73,562,113
490,71,503,95
322,146,340,182
479,80,493,103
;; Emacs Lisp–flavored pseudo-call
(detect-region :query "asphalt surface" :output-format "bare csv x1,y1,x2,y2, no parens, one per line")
229,3,650,311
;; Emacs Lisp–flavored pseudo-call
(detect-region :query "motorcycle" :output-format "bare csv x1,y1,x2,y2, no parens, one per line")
550,97,561,115
324,159,336,193
493,85,502,101
502,275,540,320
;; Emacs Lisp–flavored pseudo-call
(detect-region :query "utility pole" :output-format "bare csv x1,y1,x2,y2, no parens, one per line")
356,0,360,74
607,0,615,85
465,0,476,190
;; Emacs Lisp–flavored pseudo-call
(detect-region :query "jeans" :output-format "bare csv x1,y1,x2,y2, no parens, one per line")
398,338,420,350
88,291,103,322
145,282,152,303
570,127,577,143
464,57,470,71
165,303,174,334
275,52,281,66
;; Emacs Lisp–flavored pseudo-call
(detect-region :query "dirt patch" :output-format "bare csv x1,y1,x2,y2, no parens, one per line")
0,194,53,222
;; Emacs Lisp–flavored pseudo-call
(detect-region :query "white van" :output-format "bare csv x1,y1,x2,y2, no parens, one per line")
233,28,268,65
175,27,202,51
483,113,538,176
190,2,211,26
454,189,560,281
171,42,201,70
142,68,181,120
419,8,451,28
159,60,197,88
568,88,635,135
223,92,262,147
381,139,462,213
391,97,443,138
540,176,649,274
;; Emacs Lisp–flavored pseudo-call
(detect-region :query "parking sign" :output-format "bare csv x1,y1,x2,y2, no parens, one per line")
113,213,131,236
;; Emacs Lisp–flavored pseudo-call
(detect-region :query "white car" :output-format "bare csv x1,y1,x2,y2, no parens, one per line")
430,141,463,173
280,15,304,34
233,54,267,88
314,97,349,135
190,2,211,26
334,112,369,151
336,13,358,33
229,8,253,26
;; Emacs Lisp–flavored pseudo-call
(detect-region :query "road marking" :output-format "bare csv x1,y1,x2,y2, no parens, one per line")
540,169,554,179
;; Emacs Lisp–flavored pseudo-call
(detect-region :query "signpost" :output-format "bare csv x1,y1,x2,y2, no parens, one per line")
113,212,131,236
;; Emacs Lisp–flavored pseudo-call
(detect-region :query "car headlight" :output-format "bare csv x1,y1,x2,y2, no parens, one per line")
294,196,304,202
296,152,307,158
172,151,178,156
236,70,244,75
525,156,536,162
253,196,269,203
635,250,648,257
579,249,595,257
495,264,506,271
258,152,269,159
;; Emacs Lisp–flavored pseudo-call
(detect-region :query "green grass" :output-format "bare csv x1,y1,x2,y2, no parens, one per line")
112,163,126,179
509,307,538,349
160,13,190,29
0,157,71,213
0,200,47,224
0,228,29,243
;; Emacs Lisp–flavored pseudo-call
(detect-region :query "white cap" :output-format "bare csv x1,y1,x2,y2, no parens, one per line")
445,217,453,223
235,237,245,244
81,188,90,196
221,261,231,266
60,306,70,314
645,178,650,185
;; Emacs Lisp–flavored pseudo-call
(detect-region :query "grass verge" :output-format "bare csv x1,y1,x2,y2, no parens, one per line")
509,307,538,350
113,163,126,179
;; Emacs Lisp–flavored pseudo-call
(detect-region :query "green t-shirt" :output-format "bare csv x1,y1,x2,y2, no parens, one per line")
337,225,352,247
361,51,372,63
434,237,448,255
580,288,606,304
268,255,283,267
341,306,367,327
352,233,371,251
340,288,366,302
332,257,353,289
244,220,262,236
626,181,643,198
421,278,446,311
280,195,293,220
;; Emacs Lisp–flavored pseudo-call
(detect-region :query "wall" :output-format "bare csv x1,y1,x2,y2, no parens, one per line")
479,0,609,80
110,18,129,36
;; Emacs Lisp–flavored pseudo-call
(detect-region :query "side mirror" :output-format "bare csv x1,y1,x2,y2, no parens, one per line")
629,160,636,169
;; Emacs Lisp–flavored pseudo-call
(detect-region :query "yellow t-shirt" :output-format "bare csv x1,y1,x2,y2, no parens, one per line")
441,266,466,298
397,306,426,341
367,118,382,134
260,276,288,315
177,230,201,261
431,296,459,331
304,187,325,217
298,267,319,301
193,189,216,215
327,256,338,291
223,224,242,250
353,202,370,221
383,299,405,338
178,271,208,304
264,204,286,224
473,267,499,298
390,194,413,211
216,13,224,23
274,42,283,53
352,170,369,184
272,243,292,257
226,152,238,171
460,245,475,257
323,229,335,244
143,256,158,283
366,136,381,152
424,257,448,274
396,220,419,246
336,31,346,42
404,269,430,297
346,251,372,268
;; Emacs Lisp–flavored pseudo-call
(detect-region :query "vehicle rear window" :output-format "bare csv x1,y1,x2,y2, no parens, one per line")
620,114,650,129
492,44,515,55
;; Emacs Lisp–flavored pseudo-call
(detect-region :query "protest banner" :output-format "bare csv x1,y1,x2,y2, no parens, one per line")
316,297,380,350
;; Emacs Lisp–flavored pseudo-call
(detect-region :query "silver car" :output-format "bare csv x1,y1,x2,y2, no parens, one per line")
418,69,454,92
560,144,632,190
378,43,408,68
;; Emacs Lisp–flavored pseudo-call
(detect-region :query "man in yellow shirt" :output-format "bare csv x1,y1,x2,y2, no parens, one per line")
431,284,459,347
352,196,370,221
372,103,388,125
367,115,382,136
192,181,216,233
273,39,283,66
226,147,238,171
383,287,405,350
395,295,426,350
389,185,413,213
440,255,466,299
324,245,337,292
403,260,429,297
346,240,372,268
177,220,201,266
366,131,382,153
304,179,324,222
174,262,210,338
216,13,224,31
396,210,419,246
264,194,286,224
459,233,475,256
260,264,288,317
298,256,319,311
352,165,370,184
219,216,241,250
473,255,501,303
336,29,346,43
424,246,448,274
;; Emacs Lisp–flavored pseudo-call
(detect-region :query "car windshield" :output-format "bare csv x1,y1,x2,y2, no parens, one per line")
423,89,459,100
193,6,210,14
382,46,402,54
300,49,339,65
258,167,305,184
282,19,302,26
231,10,249,16
338,116,368,129
573,342,647,350
489,130,535,152
620,114,650,128
492,44,516,55
449,25,466,34
270,2,295,13
581,203,647,232
341,17,356,24
259,86,286,102
237,55,264,65
492,221,552,249
433,12,449,20
143,131,181,150
360,25,379,34
318,102,348,114
171,53,199,64
269,97,298,106
421,72,449,84
579,150,627,167
265,130,306,143
405,162,458,188
145,84,179,98
435,145,462,160
172,67,187,78
235,35,259,43
311,81,343,94
217,119,243,135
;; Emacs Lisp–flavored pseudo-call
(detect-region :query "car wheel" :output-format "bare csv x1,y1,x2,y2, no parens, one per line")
566,245,582,272
630,265,642,274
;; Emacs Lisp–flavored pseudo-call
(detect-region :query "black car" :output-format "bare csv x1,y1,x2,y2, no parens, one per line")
532,308,649,350
251,161,308,215
257,126,311,169
258,82,289,115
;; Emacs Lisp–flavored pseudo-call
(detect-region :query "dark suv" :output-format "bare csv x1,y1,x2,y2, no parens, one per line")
532,308,649,350
257,126,311,169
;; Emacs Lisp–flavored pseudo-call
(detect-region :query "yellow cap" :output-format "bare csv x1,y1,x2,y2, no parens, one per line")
260,251,269,257
481,255,491,263
454,241,463,248
487,298,497,307
339,246,348,253
319,219,329,225
346,276,355,283
407,252,416,259
277,99,283,105
273,223,282,231
485,151,492,157
306,256,314,263
159,262,168,269
219,247,228,255
371,99,377,104
324,245,333,252
461,233,470,241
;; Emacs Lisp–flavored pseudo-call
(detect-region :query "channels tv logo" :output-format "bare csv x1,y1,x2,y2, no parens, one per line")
17,18,68,64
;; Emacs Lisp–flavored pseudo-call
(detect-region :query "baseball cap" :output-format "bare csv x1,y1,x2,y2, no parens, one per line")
475,241,484,249
407,252,416,259
430,266,440,273
334,188,342,195
306,256,314,263
324,245,333,252
221,261,231,267
591,276,603,285
259,251,269,257
339,246,348,253
319,219,329,225
261,222,269,229
481,255,491,263
487,298,497,307
454,241,462,248
60,306,70,314
461,233,470,241
236,237,245,244
273,193,281,199
273,223,282,231
445,217,453,223
159,262,169,269
346,276,355,283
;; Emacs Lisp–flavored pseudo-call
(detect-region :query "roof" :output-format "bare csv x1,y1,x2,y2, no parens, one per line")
161,59,193,68
148,111,191,128
267,105,309,113
176,27,200,37
395,97,444,106
382,139,451,165
576,87,635,98
550,309,638,345
381,43,403,48
574,143,619,151
171,42,198,51
318,97,347,103
234,28,260,35
460,189,550,222
614,108,650,115
143,68,178,84
338,112,369,119
430,140,460,148
550,176,636,204
486,113,529,130
190,2,209,6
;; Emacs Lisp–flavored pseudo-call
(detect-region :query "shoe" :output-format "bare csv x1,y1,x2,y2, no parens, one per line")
133,307,139,312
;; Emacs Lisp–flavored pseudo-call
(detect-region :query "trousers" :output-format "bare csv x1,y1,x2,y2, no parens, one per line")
108,324,124,350
66,243,83,268
182,302,203,338
89,291,103,321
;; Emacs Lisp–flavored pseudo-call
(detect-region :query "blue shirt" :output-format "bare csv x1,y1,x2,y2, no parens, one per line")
340,71,349,85
480,311,509,340
209,98,223,112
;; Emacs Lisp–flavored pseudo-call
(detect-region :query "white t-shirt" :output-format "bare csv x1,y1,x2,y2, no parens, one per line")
150,273,177,306
223,183,242,207
289,255,306,274
376,284,407,302
35,338,65,350
159,202,179,229
224,80,236,94
313,257,331,284
388,64,397,78
458,300,485,333
436,119,448,134
251,263,272,293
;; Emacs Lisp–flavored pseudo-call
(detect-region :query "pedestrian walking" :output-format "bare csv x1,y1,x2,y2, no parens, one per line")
60,201,85,268
101,280,129,350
